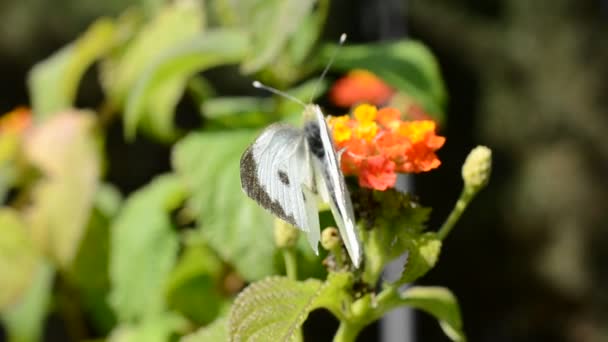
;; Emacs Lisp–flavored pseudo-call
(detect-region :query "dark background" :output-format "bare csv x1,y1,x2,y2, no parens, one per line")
1,0,607,341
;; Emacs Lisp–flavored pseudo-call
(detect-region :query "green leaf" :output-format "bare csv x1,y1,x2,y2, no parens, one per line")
165,242,225,325
181,316,228,342
108,313,188,342
0,209,40,310
108,174,185,321
28,18,115,119
307,272,354,321
2,262,54,342
285,0,329,66
24,112,101,269
396,232,442,285
201,96,274,129
124,29,250,140
67,184,123,333
229,275,353,341
231,276,312,342
172,131,278,281
320,40,447,122
102,0,204,104
240,0,316,73
400,286,465,341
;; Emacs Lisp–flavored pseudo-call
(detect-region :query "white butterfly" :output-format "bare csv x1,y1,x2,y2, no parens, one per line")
239,101,362,268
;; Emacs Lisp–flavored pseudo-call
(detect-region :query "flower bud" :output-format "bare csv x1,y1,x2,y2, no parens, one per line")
461,145,492,192
321,227,342,251
274,219,298,249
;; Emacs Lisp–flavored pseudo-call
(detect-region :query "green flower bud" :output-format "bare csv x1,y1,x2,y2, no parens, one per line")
274,219,298,249
462,145,492,193
321,227,342,251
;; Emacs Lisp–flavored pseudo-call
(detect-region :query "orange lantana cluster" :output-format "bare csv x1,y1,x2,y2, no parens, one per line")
329,69,394,108
328,104,445,191
0,107,31,135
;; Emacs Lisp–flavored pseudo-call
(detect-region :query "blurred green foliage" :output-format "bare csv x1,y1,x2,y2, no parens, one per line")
0,0,452,341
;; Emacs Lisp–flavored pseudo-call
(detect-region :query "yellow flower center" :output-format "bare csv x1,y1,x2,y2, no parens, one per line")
354,120,378,142
353,104,377,122
398,120,436,143
328,115,352,143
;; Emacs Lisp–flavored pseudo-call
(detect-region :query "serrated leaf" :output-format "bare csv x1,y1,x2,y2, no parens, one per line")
396,233,442,285
181,316,228,342
229,274,353,341
28,18,115,119
319,40,447,122
24,112,101,268
103,0,204,104
400,286,465,341
240,0,316,73
0,209,40,309
2,262,54,342
109,174,185,321
231,275,314,342
124,29,249,140
172,130,277,281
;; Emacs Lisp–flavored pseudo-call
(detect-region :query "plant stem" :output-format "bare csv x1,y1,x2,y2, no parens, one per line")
334,322,364,342
282,248,298,280
437,188,474,240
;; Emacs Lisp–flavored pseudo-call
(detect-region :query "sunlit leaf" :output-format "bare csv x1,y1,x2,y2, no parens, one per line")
108,174,185,321
124,29,249,140
24,112,101,269
108,313,188,342
396,232,442,285
180,316,228,342
0,209,40,309
172,130,278,281
201,96,274,129
240,0,316,73
285,0,329,66
320,40,447,122
229,272,353,341
28,19,115,119
400,286,465,341
2,262,54,342
102,0,204,104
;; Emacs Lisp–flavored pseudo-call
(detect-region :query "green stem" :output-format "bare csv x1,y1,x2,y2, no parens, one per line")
333,321,364,342
437,188,475,240
282,248,298,280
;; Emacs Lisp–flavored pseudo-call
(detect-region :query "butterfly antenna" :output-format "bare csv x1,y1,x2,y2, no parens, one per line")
308,33,347,103
252,81,306,108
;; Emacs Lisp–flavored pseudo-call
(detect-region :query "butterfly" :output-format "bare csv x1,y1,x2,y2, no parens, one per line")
239,100,362,268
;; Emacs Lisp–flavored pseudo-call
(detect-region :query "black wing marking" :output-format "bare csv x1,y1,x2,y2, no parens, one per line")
240,123,321,252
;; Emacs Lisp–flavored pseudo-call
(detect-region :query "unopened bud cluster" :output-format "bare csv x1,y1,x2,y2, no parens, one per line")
274,219,299,248
321,227,341,251
461,145,492,193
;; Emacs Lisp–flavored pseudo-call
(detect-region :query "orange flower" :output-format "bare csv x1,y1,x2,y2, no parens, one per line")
376,107,401,129
329,70,394,108
359,155,396,191
0,107,31,135
329,104,444,191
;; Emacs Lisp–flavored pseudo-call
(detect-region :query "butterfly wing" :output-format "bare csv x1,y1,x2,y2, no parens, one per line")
305,105,362,267
240,123,321,253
